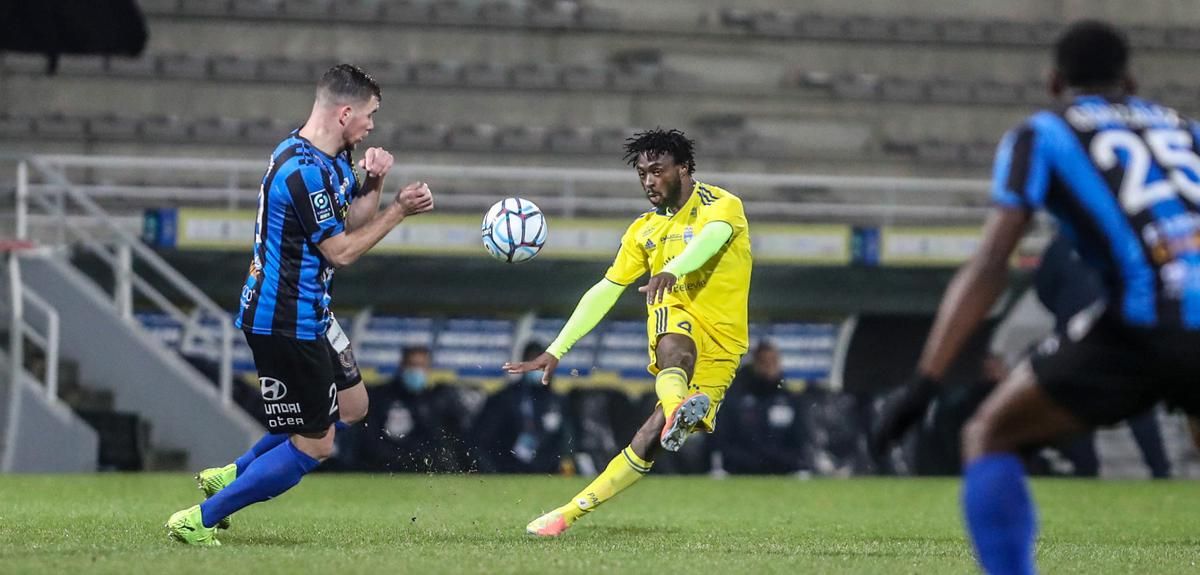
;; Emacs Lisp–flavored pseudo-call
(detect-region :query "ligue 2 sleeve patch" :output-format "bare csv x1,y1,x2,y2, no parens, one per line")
310,190,334,223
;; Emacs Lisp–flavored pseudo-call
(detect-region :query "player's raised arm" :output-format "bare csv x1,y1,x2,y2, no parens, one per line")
345,146,394,231
317,181,433,268
504,223,649,384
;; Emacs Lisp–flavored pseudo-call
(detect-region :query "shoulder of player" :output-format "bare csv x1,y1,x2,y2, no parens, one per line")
694,182,743,210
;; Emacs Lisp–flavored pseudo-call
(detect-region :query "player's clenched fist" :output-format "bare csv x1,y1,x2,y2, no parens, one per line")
395,181,434,216
357,147,394,178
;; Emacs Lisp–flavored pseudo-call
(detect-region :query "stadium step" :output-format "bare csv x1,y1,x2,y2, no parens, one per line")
144,447,190,471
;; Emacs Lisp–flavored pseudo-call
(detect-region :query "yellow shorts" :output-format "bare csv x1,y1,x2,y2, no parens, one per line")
646,305,741,432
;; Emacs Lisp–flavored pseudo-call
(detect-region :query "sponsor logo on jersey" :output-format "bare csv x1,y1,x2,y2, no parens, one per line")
644,238,656,251
676,320,693,333
260,377,288,401
683,226,694,244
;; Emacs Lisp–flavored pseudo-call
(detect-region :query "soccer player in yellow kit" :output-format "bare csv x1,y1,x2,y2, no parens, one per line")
504,129,752,537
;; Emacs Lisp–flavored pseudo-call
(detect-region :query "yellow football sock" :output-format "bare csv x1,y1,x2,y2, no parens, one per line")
655,367,689,417
557,446,652,524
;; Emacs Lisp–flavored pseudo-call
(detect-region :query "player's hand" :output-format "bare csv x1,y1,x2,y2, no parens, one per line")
638,272,678,305
502,352,559,386
869,374,939,456
357,147,394,179
395,181,433,216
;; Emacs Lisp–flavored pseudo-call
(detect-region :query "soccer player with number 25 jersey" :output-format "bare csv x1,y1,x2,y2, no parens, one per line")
165,65,435,546
873,21,1200,574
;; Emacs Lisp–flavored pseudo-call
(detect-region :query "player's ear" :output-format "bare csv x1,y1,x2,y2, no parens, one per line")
338,105,353,126
1048,69,1065,99
1122,74,1137,96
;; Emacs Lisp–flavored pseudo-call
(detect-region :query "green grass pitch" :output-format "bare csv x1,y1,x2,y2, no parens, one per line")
1,474,1197,574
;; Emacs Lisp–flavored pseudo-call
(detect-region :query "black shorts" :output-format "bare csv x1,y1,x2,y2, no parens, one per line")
244,331,362,434
1031,312,1200,427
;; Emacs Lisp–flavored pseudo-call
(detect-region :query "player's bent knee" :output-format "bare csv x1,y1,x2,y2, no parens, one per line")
962,411,1005,463
293,426,337,461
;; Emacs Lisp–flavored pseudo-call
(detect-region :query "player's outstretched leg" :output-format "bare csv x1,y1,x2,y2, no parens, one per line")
195,386,364,529
527,410,664,537
167,427,331,545
960,363,1085,574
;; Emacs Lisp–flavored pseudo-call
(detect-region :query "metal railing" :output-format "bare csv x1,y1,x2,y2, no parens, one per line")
23,153,994,224
16,158,236,405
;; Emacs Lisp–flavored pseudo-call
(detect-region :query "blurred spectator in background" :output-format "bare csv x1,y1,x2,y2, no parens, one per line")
345,345,471,472
470,341,571,474
565,387,640,476
714,341,808,475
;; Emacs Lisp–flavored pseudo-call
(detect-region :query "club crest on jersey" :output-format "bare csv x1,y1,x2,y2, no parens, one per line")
683,226,694,244
311,190,334,222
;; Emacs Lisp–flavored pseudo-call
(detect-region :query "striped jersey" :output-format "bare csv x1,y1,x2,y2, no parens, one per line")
236,130,358,340
994,95,1200,330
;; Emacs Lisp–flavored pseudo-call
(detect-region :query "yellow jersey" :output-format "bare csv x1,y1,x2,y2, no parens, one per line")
604,181,752,355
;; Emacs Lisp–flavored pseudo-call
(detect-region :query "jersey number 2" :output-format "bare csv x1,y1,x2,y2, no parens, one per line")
1090,128,1200,214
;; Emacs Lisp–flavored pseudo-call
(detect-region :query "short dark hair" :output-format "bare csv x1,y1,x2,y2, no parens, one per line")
400,345,431,366
1054,20,1129,88
623,128,696,174
317,64,381,104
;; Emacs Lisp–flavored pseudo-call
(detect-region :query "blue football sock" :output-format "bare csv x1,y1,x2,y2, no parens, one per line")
235,432,288,476
234,421,349,475
963,454,1038,575
201,440,320,528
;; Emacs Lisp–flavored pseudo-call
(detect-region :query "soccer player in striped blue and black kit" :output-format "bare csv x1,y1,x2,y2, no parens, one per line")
166,64,434,546
874,21,1200,573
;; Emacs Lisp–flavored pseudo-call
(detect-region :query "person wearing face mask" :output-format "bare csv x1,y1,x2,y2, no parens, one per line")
470,341,572,474
354,345,451,472
714,341,808,475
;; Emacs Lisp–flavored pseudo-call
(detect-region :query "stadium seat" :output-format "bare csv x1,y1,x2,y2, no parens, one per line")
191,117,242,143
879,78,924,102
529,2,577,28
844,17,892,41
831,74,880,100
462,62,509,88
915,140,963,163
430,0,477,25
1029,21,1061,45
611,68,660,91
510,63,558,89
381,0,429,23
446,124,496,151
926,78,974,104
412,60,461,86
0,114,33,140
88,115,140,140
971,81,1023,105
34,114,88,140
232,0,284,19
530,319,597,376
987,21,1035,45
593,128,631,155
434,319,514,377
282,0,332,19
496,126,546,152
331,0,381,22
479,1,527,27
892,18,939,43
138,0,180,16
750,12,794,37
395,124,448,150
107,56,159,78
159,53,209,80
546,127,595,154
560,65,609,90
796,14,843,39
1128,26,1168,49
940,19,987,44
242,117,293,144
1,52,47,75
578,5,620,29
1168,28,1200,50
259,57,314,83
179,0,231,17
365,60,411,85
141,115,190,143
56,56,107,76
717,7,755,31
210,55,260,81
964,142,996,166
